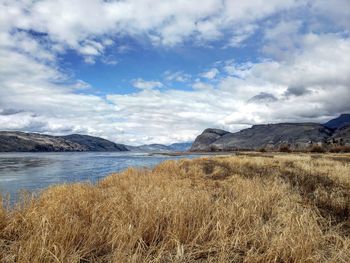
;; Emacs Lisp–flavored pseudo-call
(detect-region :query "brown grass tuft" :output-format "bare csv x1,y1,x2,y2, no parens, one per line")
1,154,350,262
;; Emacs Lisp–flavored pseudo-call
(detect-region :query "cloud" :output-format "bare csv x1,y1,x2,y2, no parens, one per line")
101,56,118,65
311,0,350,30
225,24,257,48
192,82,214,90
200,68,219,79
0,0,308,59
131,79,164,90
248,92,278,103
0,109,25,116
262,19,303,59
284,85,311,97
164,71,191,83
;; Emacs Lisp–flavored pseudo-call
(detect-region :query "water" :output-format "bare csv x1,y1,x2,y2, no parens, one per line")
0,152,199,204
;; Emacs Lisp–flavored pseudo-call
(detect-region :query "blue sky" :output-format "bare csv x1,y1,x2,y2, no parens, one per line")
0,0,350,144
62,35,261,95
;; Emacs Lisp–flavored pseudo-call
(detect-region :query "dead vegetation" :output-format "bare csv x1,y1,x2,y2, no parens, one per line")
0,154,350,262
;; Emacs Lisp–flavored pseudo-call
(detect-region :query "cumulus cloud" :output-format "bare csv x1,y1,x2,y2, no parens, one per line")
311,0,350,30
132,79,164,90
225,24,258,48
200,68,220,79
164,71,191,83
0,0,307,59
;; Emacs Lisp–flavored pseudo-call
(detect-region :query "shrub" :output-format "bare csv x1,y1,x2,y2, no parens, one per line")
279,145,291,153
209,145,221,152
330,146,350,153
258,148,266,152
309,145,326,153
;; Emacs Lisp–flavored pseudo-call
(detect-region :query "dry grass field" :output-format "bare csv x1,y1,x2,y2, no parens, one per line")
1,153,350,262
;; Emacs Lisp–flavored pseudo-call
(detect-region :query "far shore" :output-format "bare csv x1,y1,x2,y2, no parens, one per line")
151,150,350,162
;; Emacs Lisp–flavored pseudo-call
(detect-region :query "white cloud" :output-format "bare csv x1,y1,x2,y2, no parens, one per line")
164,71,191,83
200,68,219,79
225,24,258,48
0,0,308,58
192,82,214,90
131,79,164,90
311,0,350,30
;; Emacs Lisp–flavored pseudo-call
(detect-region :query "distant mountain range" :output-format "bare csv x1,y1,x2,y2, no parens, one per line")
0,132,128,152
1,114,349,153
0,131,192,152
190,114,350,151
125,142,192,152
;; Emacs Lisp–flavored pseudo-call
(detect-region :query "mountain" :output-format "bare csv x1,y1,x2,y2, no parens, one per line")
0,131,128,152
191,114,350,152
190,129,230,151
62,134,128,151
126,142,192,152
168,142,192,151
126,144,171,152
331,124,350,145
324,114,350,129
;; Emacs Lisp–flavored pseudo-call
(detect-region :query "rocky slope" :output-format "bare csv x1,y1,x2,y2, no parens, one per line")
0,132,128,152
167,142,192,151
331,124,350,145
324,114,350,129
191,115,350,151
62,134,127,151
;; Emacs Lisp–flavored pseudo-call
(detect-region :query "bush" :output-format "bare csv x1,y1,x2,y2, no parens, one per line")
279,145,291,153
258,148,266,152
330,146,350,153
209,145,220,152
309,145,326,153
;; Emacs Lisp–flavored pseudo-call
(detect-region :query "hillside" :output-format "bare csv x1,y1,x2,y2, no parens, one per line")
324,114,350,129
167,142,192,151
62,134,128,151
126,144,171,152
0,132,128,152
126,142,192,152
191,114,350,151
331,124,350,145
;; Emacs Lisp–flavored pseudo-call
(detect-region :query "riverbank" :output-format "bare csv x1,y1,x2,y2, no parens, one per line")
1,154,350,262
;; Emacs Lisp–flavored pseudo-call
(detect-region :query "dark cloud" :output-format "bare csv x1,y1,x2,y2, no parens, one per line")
0,108,24,116
284,85,311,97
248,92,278,103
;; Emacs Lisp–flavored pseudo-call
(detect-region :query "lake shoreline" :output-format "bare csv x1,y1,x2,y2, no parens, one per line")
0,152,200,204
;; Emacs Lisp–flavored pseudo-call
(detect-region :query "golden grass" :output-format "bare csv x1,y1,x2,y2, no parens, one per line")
0,154,350,262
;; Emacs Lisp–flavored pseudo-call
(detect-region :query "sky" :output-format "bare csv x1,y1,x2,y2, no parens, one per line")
0,0,350,145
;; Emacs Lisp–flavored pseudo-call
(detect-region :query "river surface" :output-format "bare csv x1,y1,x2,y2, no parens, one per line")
0,152,199,204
